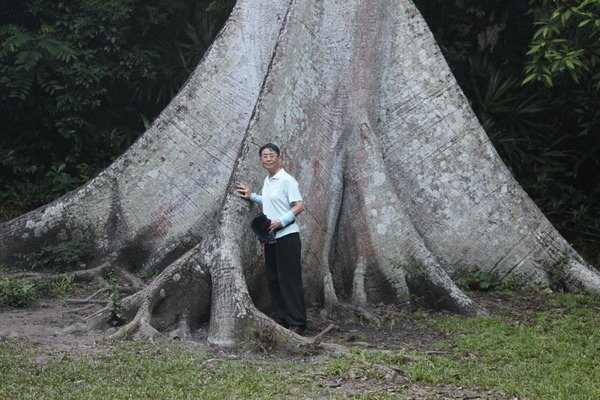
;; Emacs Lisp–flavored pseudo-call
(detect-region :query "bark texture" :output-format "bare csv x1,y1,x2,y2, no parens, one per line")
1,0,599,347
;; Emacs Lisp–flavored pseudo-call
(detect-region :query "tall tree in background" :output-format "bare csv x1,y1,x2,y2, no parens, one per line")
1,0,599,347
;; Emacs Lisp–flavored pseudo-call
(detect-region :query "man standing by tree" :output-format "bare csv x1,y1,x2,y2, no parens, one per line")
236,143,307,334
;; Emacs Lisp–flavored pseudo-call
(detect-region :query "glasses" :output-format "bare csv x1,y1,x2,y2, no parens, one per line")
260,152,279,160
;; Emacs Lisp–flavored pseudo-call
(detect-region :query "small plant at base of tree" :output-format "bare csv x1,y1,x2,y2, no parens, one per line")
107,272,125,327
457,271,518,292
547,253,572,292
37,275,77,299
0,277,37,308
0,274,79,309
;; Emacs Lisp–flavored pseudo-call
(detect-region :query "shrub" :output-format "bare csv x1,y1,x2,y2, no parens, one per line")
0,277,37,308
457,271,516,291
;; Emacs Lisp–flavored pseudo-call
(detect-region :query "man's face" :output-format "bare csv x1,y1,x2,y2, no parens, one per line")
259,148,282,175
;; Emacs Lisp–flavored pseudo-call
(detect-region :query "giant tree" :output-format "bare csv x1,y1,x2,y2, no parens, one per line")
1,0,599,348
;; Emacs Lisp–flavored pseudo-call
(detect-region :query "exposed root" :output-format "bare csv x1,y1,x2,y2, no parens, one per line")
84,287,111,301
84,308,110,322
104,295,163,343
4,257,147,304
322,271,341,309
110,320,154,342
169,312,193,341
62,307,113,335
244,306,314,350
6,262,110,283
405,263,488,317
113,268,147,292
66,239,210,340
109,309,162,343
81,286,135,301
562,257,600,294
311,323,336,342
65,299,108,305
64,282,146,335
64,303,96,314
349,257,369,308
323,300,380,324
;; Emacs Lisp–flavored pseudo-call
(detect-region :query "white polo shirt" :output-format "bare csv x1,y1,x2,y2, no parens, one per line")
261,168,303,239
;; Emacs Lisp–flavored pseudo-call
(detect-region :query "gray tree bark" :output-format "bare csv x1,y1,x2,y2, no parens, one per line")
1,0,599,347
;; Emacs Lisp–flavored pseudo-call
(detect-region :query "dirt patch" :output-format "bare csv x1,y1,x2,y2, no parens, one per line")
0,300,446,356
306,306,449,352
0,291,530,399
0,300,107,362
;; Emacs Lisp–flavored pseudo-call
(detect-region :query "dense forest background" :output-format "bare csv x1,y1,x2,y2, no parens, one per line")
1,0,598,265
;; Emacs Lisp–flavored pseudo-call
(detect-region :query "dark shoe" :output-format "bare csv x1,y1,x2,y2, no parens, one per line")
289,325,306,335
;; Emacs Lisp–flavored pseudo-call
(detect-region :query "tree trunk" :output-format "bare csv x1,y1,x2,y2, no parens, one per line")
1,0,599,347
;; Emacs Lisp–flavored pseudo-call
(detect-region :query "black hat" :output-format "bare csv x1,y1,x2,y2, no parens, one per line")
251,213,276,244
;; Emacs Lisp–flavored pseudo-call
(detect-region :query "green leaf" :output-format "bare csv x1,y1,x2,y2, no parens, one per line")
568,69,581,83
2,32,33,52
542,27,550,38
565,59,575,69
14,51,43,71
522,74,537,85
562,8,572,24
526,44,542,55
533,26,547,40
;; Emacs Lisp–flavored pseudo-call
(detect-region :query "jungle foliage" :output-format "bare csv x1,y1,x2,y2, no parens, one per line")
0,0,234,214
0,0,598,263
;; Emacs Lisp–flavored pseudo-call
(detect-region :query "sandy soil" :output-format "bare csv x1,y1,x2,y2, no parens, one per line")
0,299,106,363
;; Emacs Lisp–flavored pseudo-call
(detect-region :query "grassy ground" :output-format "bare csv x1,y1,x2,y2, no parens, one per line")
0,291,598,399
402,293,600,399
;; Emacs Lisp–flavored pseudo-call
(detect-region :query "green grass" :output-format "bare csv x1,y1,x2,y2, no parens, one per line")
319,292,600,399
0,342,319,400
0,292,598,399
403,292,600,400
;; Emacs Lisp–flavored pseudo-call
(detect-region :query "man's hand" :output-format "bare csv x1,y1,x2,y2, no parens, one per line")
268,219,280,233
235,181,251,199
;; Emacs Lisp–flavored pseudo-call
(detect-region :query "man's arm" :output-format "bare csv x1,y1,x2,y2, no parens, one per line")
268,201,305,232
290,201,305,216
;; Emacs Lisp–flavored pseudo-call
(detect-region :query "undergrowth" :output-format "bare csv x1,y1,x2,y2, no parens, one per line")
0,277,37,308
0,275,78,308
457,270,518,292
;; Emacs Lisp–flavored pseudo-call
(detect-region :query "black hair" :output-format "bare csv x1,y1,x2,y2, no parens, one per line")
259,143,280,156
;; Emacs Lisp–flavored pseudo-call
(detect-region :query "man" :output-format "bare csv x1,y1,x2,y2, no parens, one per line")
236,143,307,334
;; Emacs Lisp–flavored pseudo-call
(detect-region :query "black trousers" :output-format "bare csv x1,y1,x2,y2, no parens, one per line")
264,233,306,328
